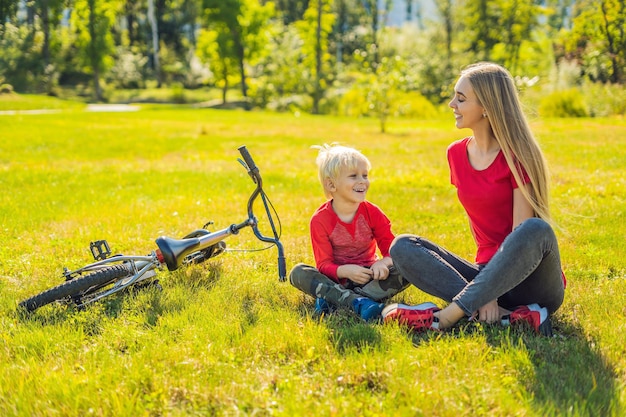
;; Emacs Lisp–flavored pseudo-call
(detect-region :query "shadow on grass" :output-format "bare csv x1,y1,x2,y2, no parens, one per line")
297,303,383,353
15,262,224,330
479,320,622,416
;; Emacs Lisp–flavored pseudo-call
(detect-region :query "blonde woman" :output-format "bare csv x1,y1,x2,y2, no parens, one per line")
383,62,565,335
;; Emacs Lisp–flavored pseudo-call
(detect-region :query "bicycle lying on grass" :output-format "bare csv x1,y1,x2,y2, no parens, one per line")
19,146,286,313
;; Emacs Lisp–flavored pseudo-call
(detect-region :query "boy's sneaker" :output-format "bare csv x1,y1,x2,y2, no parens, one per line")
502,303,553,336
314,298,331,315
381,302,441,331
351,297,384,322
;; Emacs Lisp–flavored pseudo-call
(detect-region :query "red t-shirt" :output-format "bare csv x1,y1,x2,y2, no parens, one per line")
310,200,395,284
447,137,528,264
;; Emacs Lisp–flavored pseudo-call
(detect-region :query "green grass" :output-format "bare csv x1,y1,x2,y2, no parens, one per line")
0,93,86,111
1,97,625,416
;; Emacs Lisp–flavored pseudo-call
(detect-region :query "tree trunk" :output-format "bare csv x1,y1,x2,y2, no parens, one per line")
148,0,162,88
313,0,322,114
87,0,102,101
222,63,228,104
41,0,50,68
232,30,248,109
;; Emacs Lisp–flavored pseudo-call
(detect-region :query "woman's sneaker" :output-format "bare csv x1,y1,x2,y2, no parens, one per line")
351,297,385,322
501,303,553,336
381,302,441,331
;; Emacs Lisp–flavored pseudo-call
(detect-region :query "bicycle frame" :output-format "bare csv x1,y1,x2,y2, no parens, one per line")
61,254,160,306
23,146,285,311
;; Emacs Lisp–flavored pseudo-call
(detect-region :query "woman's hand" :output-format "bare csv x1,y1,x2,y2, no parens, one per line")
476,299,501,323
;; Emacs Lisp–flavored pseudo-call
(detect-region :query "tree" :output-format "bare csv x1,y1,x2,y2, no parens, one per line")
544,0,575,32
497,0,543,71
568,0,626,83
296,0,335,114
457,0,543,72
122,0,144,46
364,55,403,133
0,0,18,34
459,0,500,61
273,0,309,25
27,0,67,93
147,0,161,86
201,0,275,106
72,0,122,101
197,28,237,103
359,0,392,71
434,0,454,74
329,0,363,66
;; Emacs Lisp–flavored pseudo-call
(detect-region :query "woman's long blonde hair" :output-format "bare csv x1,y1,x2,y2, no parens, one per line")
462,62,551,223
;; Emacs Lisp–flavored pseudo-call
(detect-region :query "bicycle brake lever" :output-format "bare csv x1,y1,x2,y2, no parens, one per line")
237,158,258,184
237,158,248,170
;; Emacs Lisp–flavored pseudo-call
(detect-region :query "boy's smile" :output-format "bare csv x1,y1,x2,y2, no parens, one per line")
329,161,370,205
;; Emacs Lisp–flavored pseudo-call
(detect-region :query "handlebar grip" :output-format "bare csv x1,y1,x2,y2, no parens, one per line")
278,255,286,282
238,145,258,173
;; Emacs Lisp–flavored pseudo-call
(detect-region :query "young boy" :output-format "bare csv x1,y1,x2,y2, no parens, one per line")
289,144,409,321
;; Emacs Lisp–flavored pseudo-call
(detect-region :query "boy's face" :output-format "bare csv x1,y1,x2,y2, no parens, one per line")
326,160,370,204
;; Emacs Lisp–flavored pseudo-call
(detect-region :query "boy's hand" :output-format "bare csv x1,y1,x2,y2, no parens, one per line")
337,264,374,285
369,260,390,280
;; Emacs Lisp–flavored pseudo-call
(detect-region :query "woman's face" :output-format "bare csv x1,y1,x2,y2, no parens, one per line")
448,75,487,131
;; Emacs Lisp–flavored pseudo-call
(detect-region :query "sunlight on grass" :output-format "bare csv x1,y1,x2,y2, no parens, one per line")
0,101,624,416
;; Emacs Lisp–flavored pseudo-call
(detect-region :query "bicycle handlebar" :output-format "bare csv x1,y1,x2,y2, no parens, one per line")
156,146,286,282
238,146,286,282
238,145,259,177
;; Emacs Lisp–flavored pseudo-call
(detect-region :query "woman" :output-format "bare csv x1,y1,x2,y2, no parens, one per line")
383,62,565,336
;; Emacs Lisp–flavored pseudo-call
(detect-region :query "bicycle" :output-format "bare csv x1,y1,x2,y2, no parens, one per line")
19,146,286,313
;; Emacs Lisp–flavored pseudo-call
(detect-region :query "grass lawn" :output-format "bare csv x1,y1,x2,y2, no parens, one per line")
0,97,625,416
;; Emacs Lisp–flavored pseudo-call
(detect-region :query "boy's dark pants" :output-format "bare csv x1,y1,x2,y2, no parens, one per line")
289,263,410,308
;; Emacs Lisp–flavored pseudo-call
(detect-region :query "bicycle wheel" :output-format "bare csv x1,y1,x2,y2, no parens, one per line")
19,264,133,313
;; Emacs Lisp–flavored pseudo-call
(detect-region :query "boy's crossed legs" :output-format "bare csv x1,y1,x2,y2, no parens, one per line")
289,263,410,321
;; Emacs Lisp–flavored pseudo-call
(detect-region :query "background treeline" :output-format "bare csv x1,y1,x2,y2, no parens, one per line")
1,0,625,121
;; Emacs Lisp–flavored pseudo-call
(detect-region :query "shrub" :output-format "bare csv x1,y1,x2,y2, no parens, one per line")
107,46,148,89
539,89,588,118
0,84,14,94
336,84,438,119
581,81,626,117
266,95,311,113
170,82,186,104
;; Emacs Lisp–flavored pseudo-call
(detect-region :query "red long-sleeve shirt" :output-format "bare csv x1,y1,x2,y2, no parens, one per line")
310,200,395,285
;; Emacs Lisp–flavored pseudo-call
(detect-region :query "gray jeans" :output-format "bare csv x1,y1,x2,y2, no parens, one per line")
389,218,565,316
289,263,410,308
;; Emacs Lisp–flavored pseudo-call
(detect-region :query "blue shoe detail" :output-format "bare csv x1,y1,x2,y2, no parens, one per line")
315,298,331,315
352,297,384,322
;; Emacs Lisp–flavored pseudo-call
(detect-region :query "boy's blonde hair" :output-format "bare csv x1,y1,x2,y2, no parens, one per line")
313,144,371,199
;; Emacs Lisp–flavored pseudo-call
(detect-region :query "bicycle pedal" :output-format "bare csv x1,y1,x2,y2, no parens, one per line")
90,240,111,261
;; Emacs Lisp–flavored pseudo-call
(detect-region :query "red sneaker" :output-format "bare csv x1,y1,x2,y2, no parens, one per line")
503,303,553,336
382,302,441,331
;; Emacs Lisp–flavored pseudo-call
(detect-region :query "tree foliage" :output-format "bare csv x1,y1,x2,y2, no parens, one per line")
201,0,275,104
296,0,335,113
568,0,626,83
71,0,123,100
1,0,625,117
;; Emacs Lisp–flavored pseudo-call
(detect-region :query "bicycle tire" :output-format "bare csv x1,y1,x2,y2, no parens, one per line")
19,264,133,313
